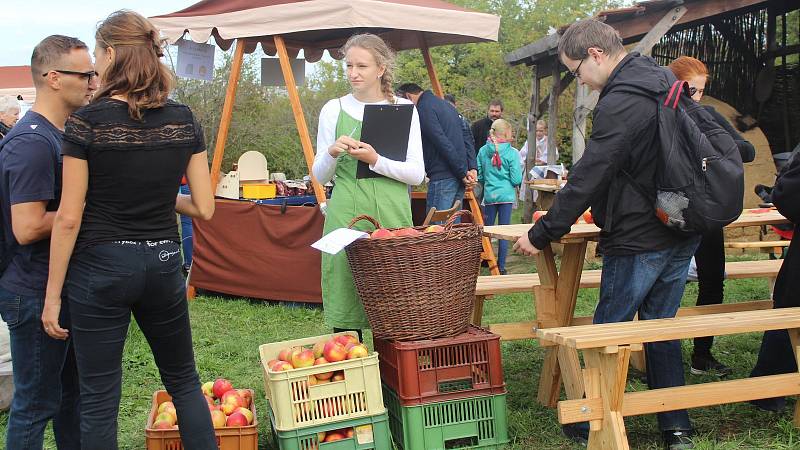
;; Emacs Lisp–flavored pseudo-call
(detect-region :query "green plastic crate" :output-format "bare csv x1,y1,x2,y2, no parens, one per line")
383,385,509,449
269,401,394,450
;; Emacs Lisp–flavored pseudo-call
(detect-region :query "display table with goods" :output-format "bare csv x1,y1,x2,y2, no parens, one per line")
145,381,258,450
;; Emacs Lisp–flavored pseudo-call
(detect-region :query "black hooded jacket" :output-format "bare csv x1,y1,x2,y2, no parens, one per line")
770,152,800,309
529,53,688,254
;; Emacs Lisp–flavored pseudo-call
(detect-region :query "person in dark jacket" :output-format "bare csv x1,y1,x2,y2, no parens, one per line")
513,19,702,450
669,56,756,377
471,99,503,152
748,150,800,412
0,95,20,140
445,93,480,203
397,83,476,214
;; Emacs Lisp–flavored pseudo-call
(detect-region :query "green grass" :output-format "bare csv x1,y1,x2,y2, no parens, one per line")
1,239,797,448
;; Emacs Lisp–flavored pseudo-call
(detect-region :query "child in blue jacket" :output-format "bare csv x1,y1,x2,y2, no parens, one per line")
477,119,523,274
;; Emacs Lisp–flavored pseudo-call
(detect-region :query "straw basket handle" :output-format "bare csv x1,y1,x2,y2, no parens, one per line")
443,210,474,237
347,214,382,231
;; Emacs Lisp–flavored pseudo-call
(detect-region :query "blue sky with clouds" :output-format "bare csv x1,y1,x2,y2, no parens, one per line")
3,0,218,66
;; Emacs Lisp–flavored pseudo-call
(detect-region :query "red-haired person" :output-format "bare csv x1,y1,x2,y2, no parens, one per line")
40,10,216,449
668,56,755,377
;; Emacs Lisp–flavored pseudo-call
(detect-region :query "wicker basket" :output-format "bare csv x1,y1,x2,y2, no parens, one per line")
345,211,482,341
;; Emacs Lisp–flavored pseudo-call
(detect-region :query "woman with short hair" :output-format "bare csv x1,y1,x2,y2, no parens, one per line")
0,95,20,139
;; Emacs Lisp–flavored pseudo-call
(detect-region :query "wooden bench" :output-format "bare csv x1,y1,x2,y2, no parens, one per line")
472,258,783,337
537,308,800,450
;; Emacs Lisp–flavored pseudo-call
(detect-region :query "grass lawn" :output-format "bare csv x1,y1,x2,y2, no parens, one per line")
1,217,798,448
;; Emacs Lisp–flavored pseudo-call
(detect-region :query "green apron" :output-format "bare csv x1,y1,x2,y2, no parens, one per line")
321,101,413,329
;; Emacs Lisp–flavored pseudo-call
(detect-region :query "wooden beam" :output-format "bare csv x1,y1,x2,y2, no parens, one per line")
274,35,326,205
523,65,540,222
572,83,588,162
419,33,444,98
558,373,800,424
546,62,559,165
210,40,245,190
537,71,574,118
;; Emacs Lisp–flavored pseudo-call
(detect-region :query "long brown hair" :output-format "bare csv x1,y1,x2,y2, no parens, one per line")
341,34,396,103
94,10,174,120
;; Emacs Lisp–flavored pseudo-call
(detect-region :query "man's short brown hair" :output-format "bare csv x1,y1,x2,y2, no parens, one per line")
558,19,623,61
31,35,88,86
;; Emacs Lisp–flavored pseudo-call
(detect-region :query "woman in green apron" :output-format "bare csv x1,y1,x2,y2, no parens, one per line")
312,34,425,336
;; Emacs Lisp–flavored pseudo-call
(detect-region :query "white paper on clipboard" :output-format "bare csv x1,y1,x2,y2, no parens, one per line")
311,228,369,254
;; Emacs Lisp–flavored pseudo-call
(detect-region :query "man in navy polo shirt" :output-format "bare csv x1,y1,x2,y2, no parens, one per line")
0,35,97,450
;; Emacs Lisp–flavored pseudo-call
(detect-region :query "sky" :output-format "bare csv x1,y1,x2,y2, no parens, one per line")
3,0,199,67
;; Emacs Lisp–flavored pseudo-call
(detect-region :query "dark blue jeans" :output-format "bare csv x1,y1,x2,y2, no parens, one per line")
483,203,513,271
594,236,700,431
427,177,465,223
0,286,80,450
179,184,193,269
66,241,216,450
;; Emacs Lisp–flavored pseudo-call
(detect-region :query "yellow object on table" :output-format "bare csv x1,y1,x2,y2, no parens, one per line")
242,183,276,199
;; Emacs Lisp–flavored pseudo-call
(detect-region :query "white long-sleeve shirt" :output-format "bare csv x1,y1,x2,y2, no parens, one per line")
312,94,425,186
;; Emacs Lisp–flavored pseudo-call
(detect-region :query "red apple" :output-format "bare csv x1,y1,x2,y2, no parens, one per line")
313,357,333,380
424,224,444,233
583,209,594,224
317,431,327,442
312,341,326,359
201,381,214,398
270,360,294,372
210,409,226,428
152,419,173,430
532,210,547,223
278,346,301,362
155,411,176,426
324,431,346,442
334,334,360,347
370,228,395,238
221,391,244,408
291,349,316,368
394,227,422,237
226,411,249,427
346,344,369,359
236,389,252,407
235,406,254,424
331,371,345,382
212,378,234,399
323,340,347,362
345,428,354,438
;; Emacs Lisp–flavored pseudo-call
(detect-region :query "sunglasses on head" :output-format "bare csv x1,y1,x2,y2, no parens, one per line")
688,87,704,96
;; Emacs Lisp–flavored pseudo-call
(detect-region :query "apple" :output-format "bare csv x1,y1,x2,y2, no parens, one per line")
583,209,594,224
312,341,326,359
226,411,249,427
532,210,547,223
323,340,347,362
370,228,395,238
158,401,175,415
313,357,333,380
236,389,252,407
307,375,319,387
155,411,176,426
278,347,301,363
221,391,244,408
334,335,360,347
331,371,345,382
291,349,316,368
201,381,214,398
212,378,234,399
203,395,215,407
424,224,444,233
235,406,254,424
324,431,346,442
210,409,226,428
346,428,354,438
152,419,173,430
394,227,422,237
315,377,331,384
270,360,294,372
346,344,369,359
221,401,238,415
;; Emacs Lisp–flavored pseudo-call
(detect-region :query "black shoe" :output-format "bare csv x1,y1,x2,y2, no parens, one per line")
562,423,588,446
749,397,786,412
690,353,732,377
663,429,694,450
499,268,507,275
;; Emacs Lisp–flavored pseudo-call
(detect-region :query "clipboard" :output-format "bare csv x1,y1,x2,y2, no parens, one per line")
356,104,413,179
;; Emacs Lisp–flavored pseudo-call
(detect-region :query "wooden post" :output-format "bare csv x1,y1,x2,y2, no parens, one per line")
274,35,326,205
572,83,588,162
419,33,444,98
523,65,541,222
210,40,245,189
546,62,559,166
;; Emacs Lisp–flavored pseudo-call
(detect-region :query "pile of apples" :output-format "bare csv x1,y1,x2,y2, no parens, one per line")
318,427,355,443
370,224,443,239
267,334,369,376
531,209,593,224
151,378,254,430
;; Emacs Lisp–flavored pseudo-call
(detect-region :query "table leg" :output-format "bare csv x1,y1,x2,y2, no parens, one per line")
472,295,486,326
584,347,631,450
535,242,588,406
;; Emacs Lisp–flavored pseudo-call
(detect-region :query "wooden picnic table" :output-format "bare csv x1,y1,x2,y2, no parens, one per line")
482,208,790,407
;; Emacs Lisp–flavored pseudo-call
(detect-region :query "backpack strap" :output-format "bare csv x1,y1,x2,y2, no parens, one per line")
664,80,686,110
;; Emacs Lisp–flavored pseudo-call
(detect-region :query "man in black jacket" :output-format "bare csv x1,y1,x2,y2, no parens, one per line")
397,84,476,215
471,99,503,152
513,19,699,449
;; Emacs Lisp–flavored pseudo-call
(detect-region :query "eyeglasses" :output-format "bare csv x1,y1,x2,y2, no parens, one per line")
688,87,704,97
569,58,586,79
42,70,98,84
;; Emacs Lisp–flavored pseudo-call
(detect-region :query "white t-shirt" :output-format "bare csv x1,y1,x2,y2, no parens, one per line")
312,94,425,186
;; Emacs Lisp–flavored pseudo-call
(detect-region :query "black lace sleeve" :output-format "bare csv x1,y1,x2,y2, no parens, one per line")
192,116,206,154
63,113,93,160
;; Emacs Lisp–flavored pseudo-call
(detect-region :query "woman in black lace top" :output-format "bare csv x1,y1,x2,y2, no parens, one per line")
41,10,216,449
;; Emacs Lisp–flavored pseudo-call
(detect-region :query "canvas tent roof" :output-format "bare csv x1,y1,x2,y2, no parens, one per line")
150,0,501,62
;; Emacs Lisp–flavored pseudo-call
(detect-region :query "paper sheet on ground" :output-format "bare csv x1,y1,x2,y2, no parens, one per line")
312,228,369,254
